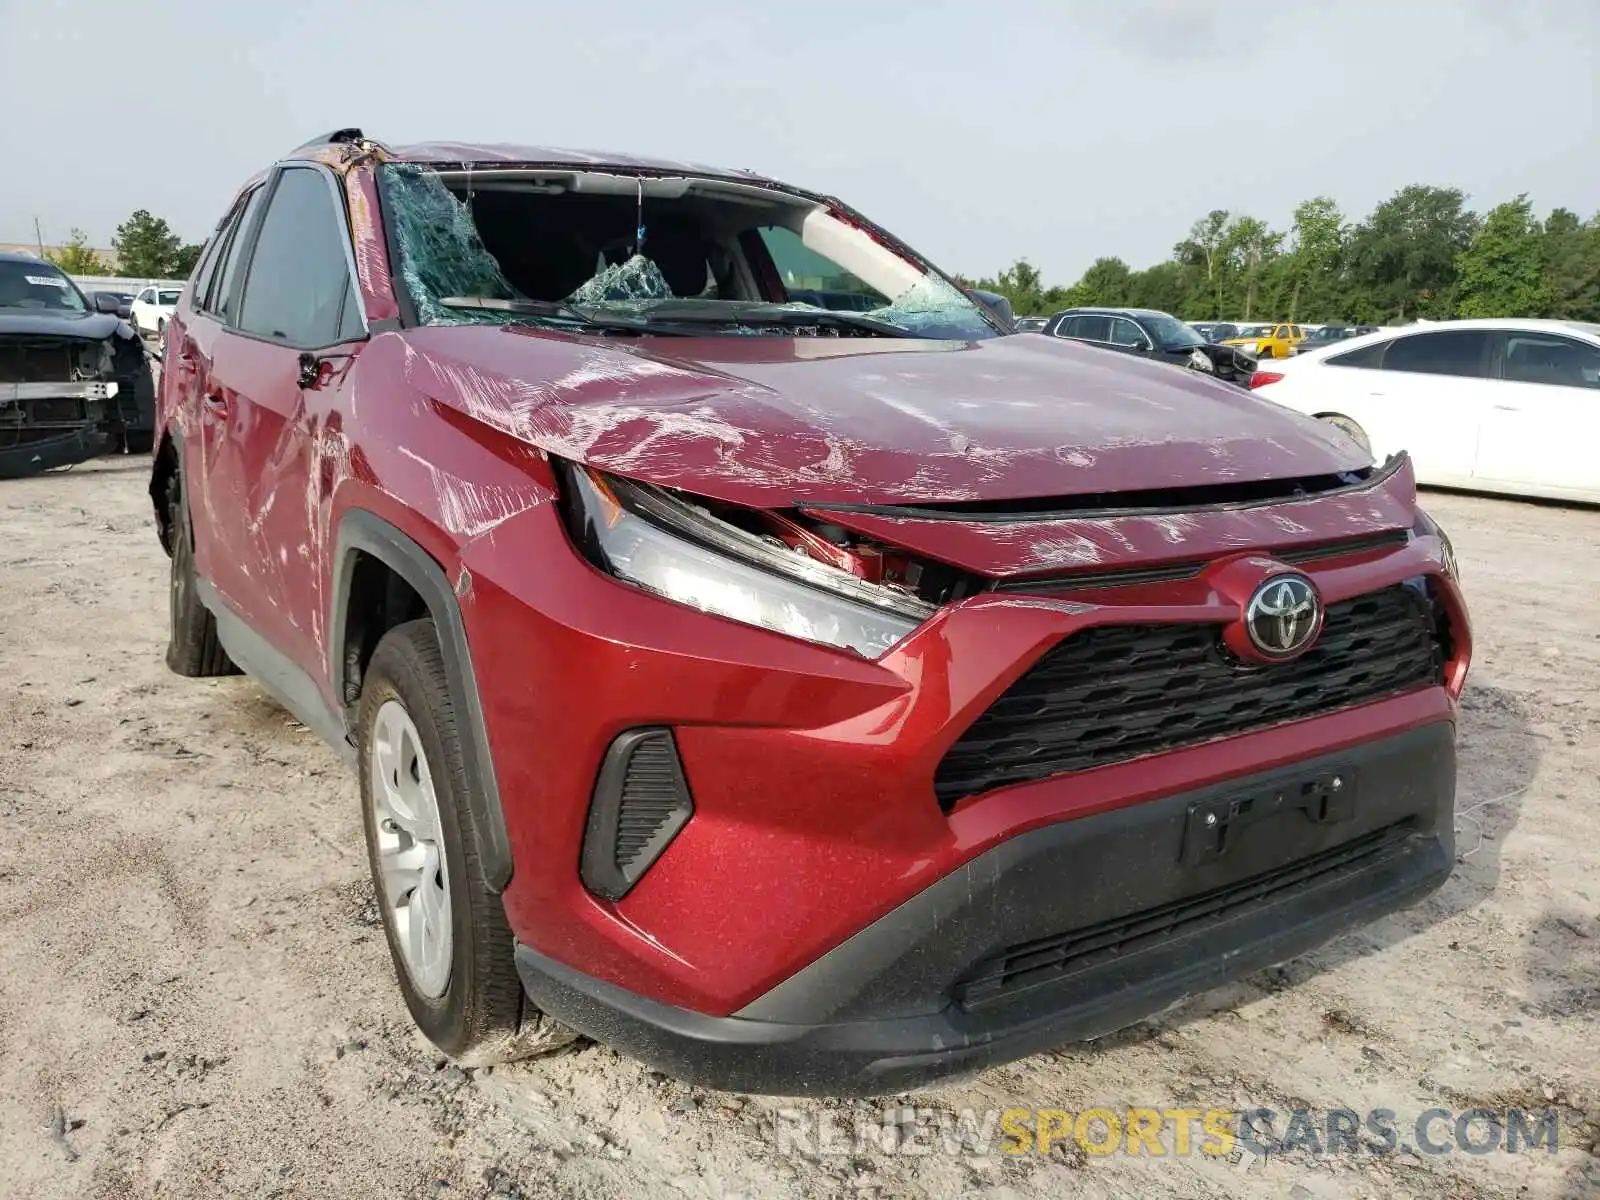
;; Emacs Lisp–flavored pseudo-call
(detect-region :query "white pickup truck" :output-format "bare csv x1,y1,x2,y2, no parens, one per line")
130,285,183,353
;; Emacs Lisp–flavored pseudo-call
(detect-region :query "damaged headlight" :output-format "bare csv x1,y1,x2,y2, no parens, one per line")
562,465,935,658
1413,509,1459,580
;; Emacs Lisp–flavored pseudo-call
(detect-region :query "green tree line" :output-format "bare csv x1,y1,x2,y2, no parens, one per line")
43,210,203,279
969,186,1600,325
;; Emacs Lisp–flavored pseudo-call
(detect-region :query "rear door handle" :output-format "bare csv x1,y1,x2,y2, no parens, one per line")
203,392,229,415
1492,404,1520,412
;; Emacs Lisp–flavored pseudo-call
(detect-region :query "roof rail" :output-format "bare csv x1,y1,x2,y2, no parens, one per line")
292,127,367,152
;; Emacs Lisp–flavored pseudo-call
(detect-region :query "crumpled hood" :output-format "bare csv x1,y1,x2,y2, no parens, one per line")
0,310,127,340
395,325,1371,509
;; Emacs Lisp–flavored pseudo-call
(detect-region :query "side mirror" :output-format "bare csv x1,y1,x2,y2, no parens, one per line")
968,289,1014,327
92,291,123,314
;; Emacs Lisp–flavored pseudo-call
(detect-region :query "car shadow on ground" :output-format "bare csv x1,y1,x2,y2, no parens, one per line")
13,455,154,483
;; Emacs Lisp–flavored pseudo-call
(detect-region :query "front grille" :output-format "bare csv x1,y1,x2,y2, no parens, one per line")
935,584,1444,808
954,821,1414,1009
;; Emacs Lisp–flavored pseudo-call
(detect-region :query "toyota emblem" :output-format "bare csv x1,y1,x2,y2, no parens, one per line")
1244,575,1322,659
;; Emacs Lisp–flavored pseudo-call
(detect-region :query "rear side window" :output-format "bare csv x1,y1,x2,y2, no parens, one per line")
1381,330,1491,378
237,167,361,347
190,207,235,311
205,187,267,321
1060,314,1113,341
1502,333,1600,388
1327,340,1388,368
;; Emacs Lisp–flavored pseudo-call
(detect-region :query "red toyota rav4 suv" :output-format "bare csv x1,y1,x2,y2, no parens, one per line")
151,129,1469,1095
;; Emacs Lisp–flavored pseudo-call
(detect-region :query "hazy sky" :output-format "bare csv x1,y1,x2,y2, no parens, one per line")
3,0,1595,284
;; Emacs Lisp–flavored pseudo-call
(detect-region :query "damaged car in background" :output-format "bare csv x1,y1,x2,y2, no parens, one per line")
1,252,156,477
1042,306,1259,386
151,128,1470,1096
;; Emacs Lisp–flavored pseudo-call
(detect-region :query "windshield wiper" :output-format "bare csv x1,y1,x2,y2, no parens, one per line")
628,303,912,338
723,305,912,338
437,296,664,335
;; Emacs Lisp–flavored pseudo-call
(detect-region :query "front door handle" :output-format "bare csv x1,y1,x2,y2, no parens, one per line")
1492,404,1520,412
203,392,229,416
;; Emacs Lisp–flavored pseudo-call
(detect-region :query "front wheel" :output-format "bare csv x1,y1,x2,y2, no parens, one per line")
358,620,574,1066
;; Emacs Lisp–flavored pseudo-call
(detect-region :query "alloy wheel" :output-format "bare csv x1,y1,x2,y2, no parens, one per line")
370,698,452,998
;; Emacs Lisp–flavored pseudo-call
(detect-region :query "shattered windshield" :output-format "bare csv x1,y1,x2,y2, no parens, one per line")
0,261,88,313
378,164,997,340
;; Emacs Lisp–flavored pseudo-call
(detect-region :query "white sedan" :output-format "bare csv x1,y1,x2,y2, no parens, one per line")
1249,318,1600,504
130,285,182,353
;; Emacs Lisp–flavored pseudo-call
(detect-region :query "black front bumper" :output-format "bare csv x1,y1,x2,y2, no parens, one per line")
0,424,105,479
515,722,1455,1096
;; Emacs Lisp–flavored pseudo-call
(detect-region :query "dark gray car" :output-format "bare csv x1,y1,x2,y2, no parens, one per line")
0,253,156,476
1042,307,1258,387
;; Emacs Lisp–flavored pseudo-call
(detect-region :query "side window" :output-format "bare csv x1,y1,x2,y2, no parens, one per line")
1071,314,1113,342
237,168,362,347
1107,318,1147,348
755,225,887,310
1381,330,1491,378
191,201,242,313
337,278,365,342
1502,333,1600,389
1290,325,1304,338
1327,339,1389,368
208,187,267,321
137,288,153,304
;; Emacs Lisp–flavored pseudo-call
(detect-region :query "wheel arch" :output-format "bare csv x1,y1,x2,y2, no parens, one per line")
330,509,513,892
149,430,181,554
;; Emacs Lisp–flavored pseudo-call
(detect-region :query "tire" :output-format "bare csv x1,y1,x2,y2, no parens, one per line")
358,620,575,1066
1318,413,1372,454
122,362,157,455
164,471,237,677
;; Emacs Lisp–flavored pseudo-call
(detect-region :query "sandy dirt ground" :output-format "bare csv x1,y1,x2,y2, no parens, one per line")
1,455,1597,1200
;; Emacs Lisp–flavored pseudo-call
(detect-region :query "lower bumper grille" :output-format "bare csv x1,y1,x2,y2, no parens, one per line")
935,583,1445,808
580,728,694,902
954,821,1415,1010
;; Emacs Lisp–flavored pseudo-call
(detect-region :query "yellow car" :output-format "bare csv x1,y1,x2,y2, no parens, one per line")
1223,322,1304,359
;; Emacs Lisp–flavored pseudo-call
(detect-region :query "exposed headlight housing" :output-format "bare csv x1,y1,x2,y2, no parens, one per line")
562,464,935,658
1437,525,1459,580
1413,509,1459,580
